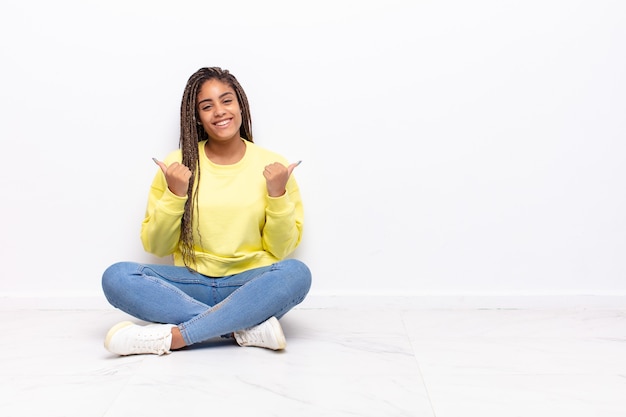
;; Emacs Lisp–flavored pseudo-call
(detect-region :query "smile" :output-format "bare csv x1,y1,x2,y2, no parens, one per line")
214,119,231,127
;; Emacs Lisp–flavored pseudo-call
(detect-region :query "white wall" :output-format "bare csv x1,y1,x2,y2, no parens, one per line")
1,0,625,301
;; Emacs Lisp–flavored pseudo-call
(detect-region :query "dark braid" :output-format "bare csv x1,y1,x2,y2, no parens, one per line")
178,67,254,268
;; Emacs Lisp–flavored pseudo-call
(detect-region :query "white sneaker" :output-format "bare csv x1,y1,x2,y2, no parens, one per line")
233,317,286,350
104,321,176,356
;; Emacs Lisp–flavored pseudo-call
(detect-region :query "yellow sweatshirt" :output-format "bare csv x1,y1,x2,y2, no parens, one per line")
141,139,303,277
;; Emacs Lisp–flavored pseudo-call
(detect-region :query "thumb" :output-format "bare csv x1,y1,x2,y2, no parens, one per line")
152,157,167,174
287,160,302,176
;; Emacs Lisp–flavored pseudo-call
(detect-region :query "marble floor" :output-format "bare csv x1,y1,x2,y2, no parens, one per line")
1,299,625,416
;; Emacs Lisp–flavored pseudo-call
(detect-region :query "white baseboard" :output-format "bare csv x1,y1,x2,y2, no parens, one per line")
299,294,626,310
1,291,625,310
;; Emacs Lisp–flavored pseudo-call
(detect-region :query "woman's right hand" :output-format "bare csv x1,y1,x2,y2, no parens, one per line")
153,158,192,197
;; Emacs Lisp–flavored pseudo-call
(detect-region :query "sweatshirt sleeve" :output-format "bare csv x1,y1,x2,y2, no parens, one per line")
140,168,188,257
262,175,304,259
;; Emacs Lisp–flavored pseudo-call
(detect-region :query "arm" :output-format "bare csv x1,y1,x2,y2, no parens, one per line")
140,159,190,257
262,166,304,259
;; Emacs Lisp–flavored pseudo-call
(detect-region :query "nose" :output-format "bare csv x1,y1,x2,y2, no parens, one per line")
213,103,226,116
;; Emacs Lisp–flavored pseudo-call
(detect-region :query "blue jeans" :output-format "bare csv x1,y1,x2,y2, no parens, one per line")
101,259,312,346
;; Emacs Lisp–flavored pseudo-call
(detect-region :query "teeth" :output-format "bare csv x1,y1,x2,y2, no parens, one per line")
215,120,229,126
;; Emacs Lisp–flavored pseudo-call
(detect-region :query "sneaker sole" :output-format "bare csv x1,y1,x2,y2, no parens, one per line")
104,321,134,351
268,317,287,350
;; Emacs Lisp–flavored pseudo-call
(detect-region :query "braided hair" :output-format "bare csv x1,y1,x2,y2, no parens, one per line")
178,67,254,268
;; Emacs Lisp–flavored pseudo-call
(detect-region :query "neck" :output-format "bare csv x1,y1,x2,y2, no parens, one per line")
204,138,246,165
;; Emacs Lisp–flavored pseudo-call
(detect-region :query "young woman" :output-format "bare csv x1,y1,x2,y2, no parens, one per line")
101,67,312,355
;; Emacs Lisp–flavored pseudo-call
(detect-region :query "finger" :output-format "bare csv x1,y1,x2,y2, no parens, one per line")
287,160,302,176
152,157,167,174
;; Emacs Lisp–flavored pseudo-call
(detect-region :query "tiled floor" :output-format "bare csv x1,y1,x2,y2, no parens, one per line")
1,300,625,416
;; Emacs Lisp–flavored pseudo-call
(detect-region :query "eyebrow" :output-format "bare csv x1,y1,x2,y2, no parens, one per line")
198,91,235,105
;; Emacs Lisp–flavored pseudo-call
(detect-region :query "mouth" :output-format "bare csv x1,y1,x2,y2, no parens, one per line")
213,118,232,128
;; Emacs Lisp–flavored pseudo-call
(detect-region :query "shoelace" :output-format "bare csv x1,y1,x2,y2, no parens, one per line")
129,330,170,354
238,330,264,344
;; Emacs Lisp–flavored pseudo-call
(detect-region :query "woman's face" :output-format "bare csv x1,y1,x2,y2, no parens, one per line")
196,79,242,142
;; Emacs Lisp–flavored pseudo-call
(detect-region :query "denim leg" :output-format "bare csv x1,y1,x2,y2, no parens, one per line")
179,259,312,345
102,259,312,347
101,262,211,324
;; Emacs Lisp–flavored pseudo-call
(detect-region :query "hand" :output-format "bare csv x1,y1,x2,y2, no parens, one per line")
153,158,192,197
263,161,301,197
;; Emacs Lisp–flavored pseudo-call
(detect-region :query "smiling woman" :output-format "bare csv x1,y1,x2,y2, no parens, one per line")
100,67,311,356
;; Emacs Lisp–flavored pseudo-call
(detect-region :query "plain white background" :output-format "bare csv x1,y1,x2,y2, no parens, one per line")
1,0,625,301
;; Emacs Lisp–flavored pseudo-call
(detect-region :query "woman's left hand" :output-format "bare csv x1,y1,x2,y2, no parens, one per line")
264,161,300,197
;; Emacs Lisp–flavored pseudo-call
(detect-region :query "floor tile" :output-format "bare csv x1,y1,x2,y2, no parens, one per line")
1,302,624,417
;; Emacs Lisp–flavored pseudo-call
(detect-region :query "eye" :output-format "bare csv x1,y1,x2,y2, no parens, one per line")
201,104,212,111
